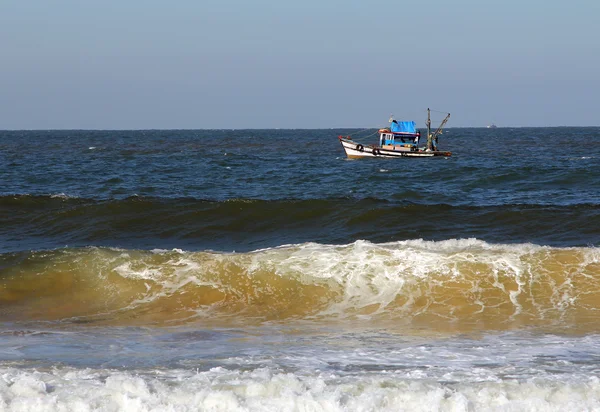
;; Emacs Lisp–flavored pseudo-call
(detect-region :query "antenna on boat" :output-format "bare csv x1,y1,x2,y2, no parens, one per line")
389,114,394,123
426,108,432,151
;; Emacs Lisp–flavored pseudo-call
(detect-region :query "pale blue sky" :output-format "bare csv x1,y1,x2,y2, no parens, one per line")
1,0,598,129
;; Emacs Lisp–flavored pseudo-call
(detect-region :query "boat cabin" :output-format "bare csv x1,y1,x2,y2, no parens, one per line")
379,120,420,152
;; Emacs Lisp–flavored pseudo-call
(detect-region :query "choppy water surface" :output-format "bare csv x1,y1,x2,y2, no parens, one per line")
1,127,599,410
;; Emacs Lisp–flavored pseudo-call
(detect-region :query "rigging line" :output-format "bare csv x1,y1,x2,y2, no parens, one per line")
347,129,377,140
428,109,450,114
348,130,379,142
346,128,378,137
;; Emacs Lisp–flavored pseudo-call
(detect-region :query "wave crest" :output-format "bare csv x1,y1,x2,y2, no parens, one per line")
1,240,599,332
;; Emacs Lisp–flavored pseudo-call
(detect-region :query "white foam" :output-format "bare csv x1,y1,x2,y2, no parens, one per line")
97,239,600,322
247,239,544,316
49,193,73,199
1,366,599,411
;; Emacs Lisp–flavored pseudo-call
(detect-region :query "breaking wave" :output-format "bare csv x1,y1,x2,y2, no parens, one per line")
2,239,599,333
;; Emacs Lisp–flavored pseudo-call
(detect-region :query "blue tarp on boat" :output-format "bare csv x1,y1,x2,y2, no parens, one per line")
390,121,416,134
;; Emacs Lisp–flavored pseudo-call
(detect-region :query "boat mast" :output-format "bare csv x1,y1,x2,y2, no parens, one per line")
426,109,450,151
426,108,432,151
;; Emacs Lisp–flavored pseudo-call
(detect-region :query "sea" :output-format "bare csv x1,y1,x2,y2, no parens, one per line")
1,127,599,411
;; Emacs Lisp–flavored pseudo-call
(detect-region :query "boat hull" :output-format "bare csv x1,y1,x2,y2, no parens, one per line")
339,137,451,159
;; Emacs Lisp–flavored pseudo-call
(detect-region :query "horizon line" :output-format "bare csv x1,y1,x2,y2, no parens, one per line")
1,125,599,132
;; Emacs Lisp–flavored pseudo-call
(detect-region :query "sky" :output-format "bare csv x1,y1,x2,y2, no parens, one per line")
0,0,599,129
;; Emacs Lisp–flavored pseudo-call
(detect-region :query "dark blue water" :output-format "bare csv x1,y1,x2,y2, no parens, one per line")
2,128,599,204
1,128,599,253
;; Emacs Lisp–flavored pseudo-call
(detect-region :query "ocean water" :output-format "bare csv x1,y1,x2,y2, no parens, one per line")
1,127,599,411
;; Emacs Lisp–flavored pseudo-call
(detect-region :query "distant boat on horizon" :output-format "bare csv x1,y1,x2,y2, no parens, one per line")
487,124,497,129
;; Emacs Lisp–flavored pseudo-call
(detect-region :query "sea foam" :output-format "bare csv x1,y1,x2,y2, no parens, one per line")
1,366,599,411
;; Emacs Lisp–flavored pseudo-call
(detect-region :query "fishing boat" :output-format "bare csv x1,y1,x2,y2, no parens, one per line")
338,109,451,158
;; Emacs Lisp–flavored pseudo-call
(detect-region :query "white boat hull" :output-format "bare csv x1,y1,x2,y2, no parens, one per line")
339,138,450,159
